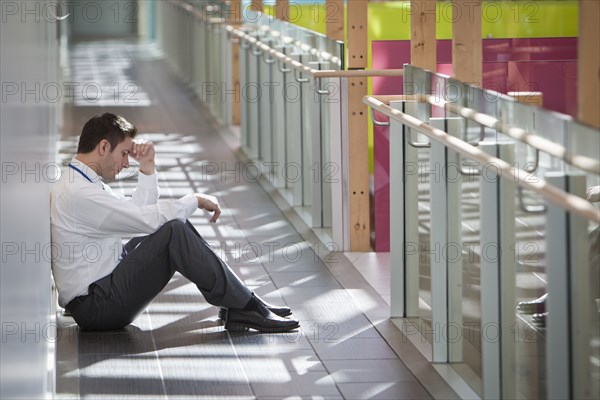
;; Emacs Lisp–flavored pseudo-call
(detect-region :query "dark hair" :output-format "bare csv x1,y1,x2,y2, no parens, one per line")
77,113,137,154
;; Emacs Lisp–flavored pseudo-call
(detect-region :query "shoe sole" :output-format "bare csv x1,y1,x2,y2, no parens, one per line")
224,321,300,333
219,309,292,320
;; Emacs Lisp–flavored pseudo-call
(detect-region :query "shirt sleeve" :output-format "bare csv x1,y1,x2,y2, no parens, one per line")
72,185,198,238
132,171,160,205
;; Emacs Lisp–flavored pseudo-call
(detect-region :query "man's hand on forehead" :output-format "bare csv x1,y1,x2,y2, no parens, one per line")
131,138,156,175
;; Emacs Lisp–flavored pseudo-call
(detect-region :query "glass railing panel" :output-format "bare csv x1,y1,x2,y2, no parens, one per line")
453,84,492,397
565,120,600,400
241,8,343,70
402,65,434,352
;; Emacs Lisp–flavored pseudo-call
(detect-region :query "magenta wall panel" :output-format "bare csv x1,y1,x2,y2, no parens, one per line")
507,61,577,117
372,38,577,252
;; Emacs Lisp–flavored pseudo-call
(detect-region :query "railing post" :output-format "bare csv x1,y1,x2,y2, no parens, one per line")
309,62,330,228
331,78,350,250
287,52,306,206
389,100,420,318
260,39,275,168
247,33,261,159
479,141,516,400
239,36,250,151
545,173,590,400
300,55,314,210
271,44,291,189
429,117,464,363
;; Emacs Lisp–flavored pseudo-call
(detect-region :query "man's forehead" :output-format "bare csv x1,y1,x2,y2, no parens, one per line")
118,137,134,151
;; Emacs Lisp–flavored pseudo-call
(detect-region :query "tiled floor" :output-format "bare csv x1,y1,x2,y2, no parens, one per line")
55,40,458,400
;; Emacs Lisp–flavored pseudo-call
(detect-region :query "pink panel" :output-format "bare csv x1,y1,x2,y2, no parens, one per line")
507,61,577,116
483,62,509,94
372,38,576,251
483,38,577,62
371,41,410,251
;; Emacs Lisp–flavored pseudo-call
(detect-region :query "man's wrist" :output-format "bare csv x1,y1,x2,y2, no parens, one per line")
139,163,155,175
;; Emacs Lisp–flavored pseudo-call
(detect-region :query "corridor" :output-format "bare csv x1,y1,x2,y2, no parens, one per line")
54,40,458,400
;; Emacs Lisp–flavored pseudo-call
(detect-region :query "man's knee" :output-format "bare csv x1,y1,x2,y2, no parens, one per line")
161,219,188,233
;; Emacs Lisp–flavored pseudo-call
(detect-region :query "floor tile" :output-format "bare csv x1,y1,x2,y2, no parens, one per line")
250,371,341,397
323,359,417,383
310,337,399,360
336,382,432,400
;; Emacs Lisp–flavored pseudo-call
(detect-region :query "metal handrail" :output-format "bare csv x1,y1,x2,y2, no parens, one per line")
425,95,600,176
293,68,310,83
363,96,600,224
370,109,390,127
315,78,332,96
229,27,404,79
277,59,291,73
367,94,600,176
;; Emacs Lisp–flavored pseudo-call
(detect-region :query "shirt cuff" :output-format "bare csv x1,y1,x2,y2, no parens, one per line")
137,171,158,189
180,194,198,218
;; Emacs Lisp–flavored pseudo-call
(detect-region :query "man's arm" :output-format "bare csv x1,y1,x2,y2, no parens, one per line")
129,139,222,223
131,139,159,206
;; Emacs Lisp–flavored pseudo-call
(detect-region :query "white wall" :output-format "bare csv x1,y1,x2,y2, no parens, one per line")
0,1,60,398
69,0,138,39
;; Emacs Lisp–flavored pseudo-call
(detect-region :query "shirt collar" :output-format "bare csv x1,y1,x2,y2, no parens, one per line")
69,157,104,187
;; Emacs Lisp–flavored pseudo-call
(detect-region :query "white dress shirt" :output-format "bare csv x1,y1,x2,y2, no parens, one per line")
50,157,198,307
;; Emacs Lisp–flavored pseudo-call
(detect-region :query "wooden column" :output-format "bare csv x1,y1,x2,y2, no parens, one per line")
275,0,289,21
578,0,600,128
228,0,242,125
410,0,436,72
251,0,263,13
326,0,344,41
230,0,242,23
347,0,370,251
507,92,543,107
452,0,482,86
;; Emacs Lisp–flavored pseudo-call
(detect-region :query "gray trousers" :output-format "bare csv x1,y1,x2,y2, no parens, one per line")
67,220,252,330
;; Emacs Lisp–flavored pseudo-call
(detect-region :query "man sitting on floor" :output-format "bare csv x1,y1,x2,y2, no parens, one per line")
51,112,299,333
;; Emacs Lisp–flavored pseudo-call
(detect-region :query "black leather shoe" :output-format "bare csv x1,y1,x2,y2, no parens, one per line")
225,302,299,333
517,293,547,315
218,294,292,320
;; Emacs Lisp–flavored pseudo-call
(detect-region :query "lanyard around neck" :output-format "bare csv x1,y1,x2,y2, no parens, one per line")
68,163,96,184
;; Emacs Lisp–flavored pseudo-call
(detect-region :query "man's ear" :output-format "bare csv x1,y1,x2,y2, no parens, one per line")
98,139,110,155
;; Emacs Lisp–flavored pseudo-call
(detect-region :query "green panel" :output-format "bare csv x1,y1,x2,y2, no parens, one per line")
264,4,326,34
368,0,578,40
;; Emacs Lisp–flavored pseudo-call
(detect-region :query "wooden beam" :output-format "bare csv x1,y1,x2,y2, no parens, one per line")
508,92,543,107
326,0,344,41
275,0,289,21
347,77,371,251
251,0,263,13
226,0,242,24
346,0,370,251
232,43,241,125
452,0,482,86
410,0,436,72
347,0,368,69
227,0,242,125
578,0,600,128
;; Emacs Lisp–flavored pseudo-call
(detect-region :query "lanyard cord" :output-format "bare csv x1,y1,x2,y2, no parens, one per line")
68,163,96,184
